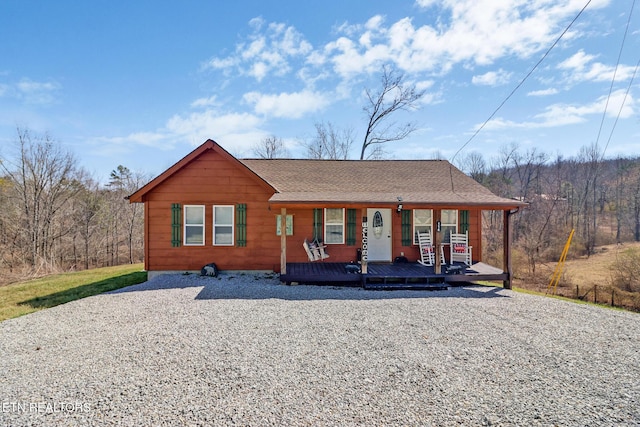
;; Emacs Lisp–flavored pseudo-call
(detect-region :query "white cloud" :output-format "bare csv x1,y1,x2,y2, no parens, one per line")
164,109,268,154
205,18,312,82
16,79,59,93
190,95,219,108
415,0,438,8
94,109,267,155
415,79,435,91
319,0,612,78
13,78,61,104
558,50,596,71
166,110,263,139
482,89,635,130
472,69,511,86
243,90,331,119
527,88,558,96
559,49,638,83
537,90,635,122
201,1,614,96
102,132,172,147
90,132,177,154
206,56,238,72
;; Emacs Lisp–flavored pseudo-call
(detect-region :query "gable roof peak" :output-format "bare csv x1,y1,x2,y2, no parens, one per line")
127,139,273,202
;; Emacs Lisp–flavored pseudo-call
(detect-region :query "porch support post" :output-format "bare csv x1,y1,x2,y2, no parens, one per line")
361,209,368,275
280,208,287,275
503,209,513,289
434,209,442,274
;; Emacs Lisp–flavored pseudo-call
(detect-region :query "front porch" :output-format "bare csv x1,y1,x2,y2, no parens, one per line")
279,261,507,290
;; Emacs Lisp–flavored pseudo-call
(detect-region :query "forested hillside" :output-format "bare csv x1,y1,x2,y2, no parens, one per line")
456,143,640,280
0,130,146,285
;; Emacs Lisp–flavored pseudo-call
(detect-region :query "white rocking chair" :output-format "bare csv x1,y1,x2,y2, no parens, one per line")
449,231,472,265
303,238,329,262
417,231,445,267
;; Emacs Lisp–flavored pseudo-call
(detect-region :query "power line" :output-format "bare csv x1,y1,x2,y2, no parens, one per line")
450,0,594,164
598,0,637,161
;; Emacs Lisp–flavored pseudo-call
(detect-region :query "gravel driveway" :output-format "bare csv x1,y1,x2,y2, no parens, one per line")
1,272,639,426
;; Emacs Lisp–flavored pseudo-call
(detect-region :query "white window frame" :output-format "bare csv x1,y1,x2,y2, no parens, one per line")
324,208,345,244
213,205,234,246
413,209,433,245
184,205,205,246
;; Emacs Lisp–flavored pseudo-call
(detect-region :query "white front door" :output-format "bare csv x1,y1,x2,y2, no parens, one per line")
366,208,392,262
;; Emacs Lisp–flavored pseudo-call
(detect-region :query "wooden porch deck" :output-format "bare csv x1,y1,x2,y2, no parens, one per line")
279,261,507,290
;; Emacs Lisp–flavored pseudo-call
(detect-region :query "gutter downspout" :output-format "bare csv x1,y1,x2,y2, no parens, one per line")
503,207,520,289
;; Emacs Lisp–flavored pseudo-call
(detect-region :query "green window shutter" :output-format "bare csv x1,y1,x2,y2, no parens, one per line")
171,203,181,247
460,210,470,234
236,203,247,247
401,209,412,246
346,208,357,245
313,208,322,241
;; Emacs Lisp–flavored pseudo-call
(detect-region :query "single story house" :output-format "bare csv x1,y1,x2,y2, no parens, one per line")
128,140,526,287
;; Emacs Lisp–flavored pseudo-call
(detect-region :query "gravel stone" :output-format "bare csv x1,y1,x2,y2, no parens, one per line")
1,272,639,426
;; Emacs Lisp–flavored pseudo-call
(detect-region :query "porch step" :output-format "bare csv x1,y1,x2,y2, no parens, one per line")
363,282,449,291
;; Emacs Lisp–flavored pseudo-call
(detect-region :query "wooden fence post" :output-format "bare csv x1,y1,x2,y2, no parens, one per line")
611,288,615,307
594,285,598,304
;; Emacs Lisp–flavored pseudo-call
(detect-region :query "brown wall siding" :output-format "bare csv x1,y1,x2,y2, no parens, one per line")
145,150,282,271
469,209,482,261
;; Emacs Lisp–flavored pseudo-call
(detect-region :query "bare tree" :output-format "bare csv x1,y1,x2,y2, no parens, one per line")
69,172,102,270
456,151,487,183
109,165,147,264
0,128,80,268
0,174,21,273
304,122,354,160
575,143,601,255
252,136,289,159
359,65,425,160
512,147,548,202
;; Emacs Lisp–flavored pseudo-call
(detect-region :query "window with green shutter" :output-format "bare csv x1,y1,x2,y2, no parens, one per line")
236,203,247,247
171,203,181,247
346,208,357,245
313,208,322,241
401,210,412,246
460,210,470,234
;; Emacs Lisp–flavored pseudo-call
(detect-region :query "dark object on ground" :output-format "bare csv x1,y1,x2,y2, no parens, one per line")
201,263,218,277
345,263,361,274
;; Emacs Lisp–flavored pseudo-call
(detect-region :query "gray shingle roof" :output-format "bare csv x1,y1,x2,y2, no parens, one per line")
240,159,524,208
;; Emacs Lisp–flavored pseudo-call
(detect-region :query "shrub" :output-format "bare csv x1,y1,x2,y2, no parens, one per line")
609,248,640,292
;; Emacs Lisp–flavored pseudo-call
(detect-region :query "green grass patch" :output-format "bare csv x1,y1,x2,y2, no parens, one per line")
0,264,147,322
472,280,631,312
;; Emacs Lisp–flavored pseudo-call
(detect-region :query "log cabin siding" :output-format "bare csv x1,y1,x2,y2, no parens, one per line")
143,149,281,271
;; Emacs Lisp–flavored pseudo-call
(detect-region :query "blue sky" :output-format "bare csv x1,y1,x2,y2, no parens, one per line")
1,0,639,181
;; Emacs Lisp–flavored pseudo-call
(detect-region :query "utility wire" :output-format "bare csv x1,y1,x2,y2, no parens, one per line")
583,0,636,209
602,54,640,158
450,0,594,164
598,0,636,161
